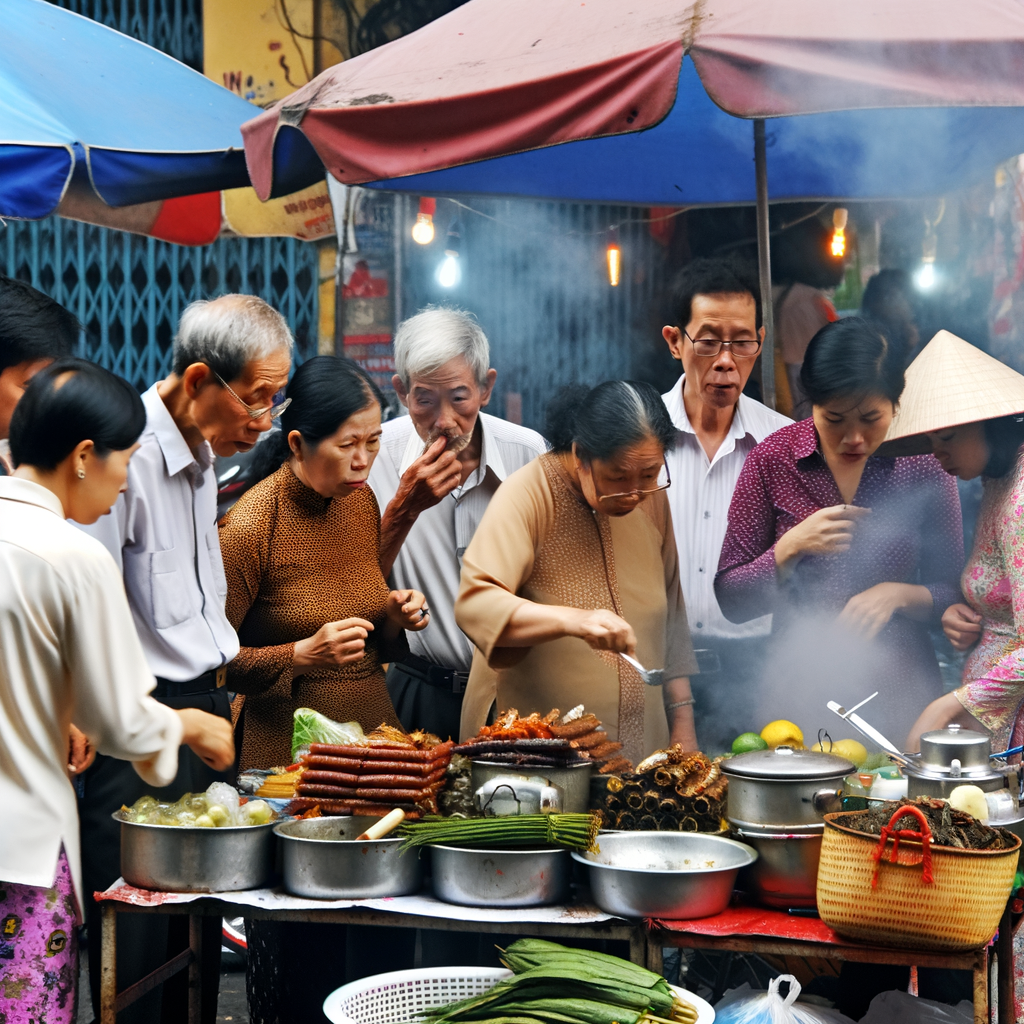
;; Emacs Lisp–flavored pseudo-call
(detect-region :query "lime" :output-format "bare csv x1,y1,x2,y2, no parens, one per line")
732,732,769,754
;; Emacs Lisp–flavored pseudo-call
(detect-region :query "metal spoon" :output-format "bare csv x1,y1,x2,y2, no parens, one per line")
618,652,664,686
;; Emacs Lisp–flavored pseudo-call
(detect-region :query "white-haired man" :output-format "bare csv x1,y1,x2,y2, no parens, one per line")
369,307,547,744
76,294,292,1024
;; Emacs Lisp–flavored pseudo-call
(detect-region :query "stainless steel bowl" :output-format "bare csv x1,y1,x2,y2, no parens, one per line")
274,816,422,899
430,844,571,907
471,761,593,813
572,831,756,919
115,812,275,892
734,829,822,909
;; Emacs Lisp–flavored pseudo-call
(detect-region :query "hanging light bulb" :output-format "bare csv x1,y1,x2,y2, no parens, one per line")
437,220,462,288
830,207,848,259
915,231,938,290
606,227,621,287
412,197,436,245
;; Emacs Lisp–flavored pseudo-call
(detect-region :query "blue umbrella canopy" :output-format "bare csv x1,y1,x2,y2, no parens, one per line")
0,0,322,220
364,59,1024,205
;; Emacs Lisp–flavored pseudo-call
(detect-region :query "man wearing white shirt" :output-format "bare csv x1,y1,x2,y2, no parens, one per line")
661,259,790,754
369,307,547,743
76,294,293,1023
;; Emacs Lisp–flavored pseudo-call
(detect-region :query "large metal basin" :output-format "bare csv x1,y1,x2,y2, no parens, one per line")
116,812,275,892
430,844,570,907
734,828,822,909
573,831,756,919
275,816,422,899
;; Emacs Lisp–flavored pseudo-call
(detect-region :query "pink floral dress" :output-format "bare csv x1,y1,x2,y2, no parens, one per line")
957,459,1024,751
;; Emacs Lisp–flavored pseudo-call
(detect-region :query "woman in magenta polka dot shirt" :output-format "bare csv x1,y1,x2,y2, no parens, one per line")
715,318,963,748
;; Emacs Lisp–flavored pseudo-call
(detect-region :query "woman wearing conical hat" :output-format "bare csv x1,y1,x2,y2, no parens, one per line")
889,332,1024,752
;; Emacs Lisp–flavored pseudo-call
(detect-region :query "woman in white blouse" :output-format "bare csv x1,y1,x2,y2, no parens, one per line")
0,358,234,1024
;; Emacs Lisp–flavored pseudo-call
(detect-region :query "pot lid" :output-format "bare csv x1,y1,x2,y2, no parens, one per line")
723,745,855,779
917,720,987,770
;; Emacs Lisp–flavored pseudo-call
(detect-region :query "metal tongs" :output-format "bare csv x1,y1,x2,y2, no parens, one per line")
826,693,917,768
618,652,664,686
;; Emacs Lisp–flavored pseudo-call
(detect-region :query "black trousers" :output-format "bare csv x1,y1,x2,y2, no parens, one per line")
386,661,465,742
79,688,232,1024
687,636,770,757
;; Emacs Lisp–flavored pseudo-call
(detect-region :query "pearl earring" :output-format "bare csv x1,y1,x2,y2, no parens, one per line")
76,468,86,479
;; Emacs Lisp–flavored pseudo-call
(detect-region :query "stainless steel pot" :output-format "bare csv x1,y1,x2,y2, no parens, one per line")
572,832,757,919
116,813,275,892
734,829,822,909
723,746,855,830
470,760,593,814
906,725,1006,799
274,816,421,899
430,844,570,907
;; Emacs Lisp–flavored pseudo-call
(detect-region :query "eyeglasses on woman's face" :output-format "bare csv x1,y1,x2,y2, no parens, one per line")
594,461,672,503
212,370,292,420
682,329,762,358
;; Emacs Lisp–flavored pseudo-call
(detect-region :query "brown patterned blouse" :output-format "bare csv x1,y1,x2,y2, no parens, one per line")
219,462,405,769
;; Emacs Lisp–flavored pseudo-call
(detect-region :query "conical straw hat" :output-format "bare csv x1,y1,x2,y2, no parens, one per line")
877,330,1024,456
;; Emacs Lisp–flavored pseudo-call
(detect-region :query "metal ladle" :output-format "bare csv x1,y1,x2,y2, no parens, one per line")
618,652,664,686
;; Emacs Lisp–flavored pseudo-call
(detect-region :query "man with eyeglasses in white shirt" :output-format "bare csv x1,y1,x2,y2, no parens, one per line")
75,294,293,1024
660,259,790,755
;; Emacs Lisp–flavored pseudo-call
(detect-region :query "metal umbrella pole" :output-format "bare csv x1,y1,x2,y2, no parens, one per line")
754,119,776,411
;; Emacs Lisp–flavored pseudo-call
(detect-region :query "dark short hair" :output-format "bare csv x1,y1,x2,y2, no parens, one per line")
0,276,79,373
9,358,145,470
667,257,761,331
250,355,384,482
800,317,906,407
546,380,676,460
983,415,1024,478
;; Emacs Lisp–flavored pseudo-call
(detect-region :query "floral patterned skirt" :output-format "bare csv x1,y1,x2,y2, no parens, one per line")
0,847,78,1024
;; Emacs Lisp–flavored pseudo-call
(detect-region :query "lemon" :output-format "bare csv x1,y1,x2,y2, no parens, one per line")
812,738,868,766
732,732,769,754
760,719,804,749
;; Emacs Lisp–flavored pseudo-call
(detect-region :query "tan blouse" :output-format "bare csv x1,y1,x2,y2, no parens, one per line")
455,453,697,764
220,463,405,769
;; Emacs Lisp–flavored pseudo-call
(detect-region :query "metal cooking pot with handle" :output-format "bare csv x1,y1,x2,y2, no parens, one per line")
723,746,855,831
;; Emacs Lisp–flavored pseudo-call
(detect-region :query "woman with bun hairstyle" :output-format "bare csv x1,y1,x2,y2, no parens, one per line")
219,356,429,771
715,318,963,748
0,359,233,1023
455,380,698,763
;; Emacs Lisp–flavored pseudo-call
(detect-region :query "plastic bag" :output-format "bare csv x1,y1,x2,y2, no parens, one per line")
859,991,972,1024
291,708,366,762
715,976,857,1024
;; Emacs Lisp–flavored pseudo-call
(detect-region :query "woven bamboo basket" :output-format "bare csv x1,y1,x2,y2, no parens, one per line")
816,807,1020,951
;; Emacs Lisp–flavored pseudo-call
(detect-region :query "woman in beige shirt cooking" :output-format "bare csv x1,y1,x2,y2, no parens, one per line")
455,380,698,764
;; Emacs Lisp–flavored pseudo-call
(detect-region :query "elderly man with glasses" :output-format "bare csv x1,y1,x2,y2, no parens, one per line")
75,294,292,1024
660,258,790,756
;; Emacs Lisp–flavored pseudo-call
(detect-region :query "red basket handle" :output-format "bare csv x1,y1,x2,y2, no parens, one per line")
871,804,934,888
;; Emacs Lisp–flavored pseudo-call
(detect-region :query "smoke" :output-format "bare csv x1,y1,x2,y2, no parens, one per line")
722,475,959,752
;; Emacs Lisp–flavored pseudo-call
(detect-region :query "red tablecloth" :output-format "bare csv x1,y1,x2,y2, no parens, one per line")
650,896,840,944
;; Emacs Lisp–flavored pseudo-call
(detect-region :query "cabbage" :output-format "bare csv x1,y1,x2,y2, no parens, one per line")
291,708,366,761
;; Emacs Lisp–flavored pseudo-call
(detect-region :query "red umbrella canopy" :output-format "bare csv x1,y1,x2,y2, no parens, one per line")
242,0,1024,200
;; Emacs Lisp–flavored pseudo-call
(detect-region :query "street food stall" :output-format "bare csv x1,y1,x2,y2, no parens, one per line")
95,705,1024,1024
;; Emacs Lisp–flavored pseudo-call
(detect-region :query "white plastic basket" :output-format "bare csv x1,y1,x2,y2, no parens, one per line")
323,967,512,1024
323,965,716,1024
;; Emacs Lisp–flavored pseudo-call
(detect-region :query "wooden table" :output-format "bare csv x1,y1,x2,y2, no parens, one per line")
97,896,658,1023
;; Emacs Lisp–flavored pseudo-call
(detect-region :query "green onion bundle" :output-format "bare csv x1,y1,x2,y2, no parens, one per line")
398,813,601,853
417,939,698,1024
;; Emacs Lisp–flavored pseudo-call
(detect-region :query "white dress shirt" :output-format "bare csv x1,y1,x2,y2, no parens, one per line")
0,478,183,910
368,411,547,672
661,375,790,641
77,385,239,681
